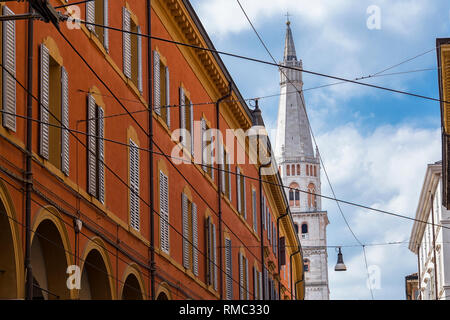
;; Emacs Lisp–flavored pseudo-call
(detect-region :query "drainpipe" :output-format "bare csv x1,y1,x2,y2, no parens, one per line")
24,4,34,300
290,247,301,300
431,193,439,300
216,83,232,300
417,244,422,300
147,0,155,300
276,207,289,300
259,159,271,300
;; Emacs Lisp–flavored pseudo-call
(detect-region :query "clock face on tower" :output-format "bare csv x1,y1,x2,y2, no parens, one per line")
275,21,330,300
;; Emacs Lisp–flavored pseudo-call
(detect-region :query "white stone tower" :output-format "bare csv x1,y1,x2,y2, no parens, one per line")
274,20,330,300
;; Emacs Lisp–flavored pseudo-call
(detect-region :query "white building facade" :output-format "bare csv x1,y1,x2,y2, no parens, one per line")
274,21,330,300
409,161,450,300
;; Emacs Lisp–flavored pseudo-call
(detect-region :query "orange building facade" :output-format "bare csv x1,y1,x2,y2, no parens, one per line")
0,0,304,300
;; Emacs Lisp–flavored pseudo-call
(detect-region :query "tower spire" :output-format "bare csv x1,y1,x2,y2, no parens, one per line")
284,17,297,62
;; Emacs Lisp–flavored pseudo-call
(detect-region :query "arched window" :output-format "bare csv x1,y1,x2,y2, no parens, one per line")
314,166,317,177
304,259,310,272
301,223,308,234
306,165,309,176
307,183,317,210
294,223,299,234
286,165,290,176
297,164,300,176
289,182,300,207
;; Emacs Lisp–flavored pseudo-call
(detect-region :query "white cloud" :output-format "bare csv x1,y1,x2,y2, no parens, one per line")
318,124,440,299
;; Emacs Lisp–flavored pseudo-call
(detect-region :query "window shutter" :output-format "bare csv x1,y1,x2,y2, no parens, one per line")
205,216,211,285
243,176,247,219
225,238,233,300
252,190,257,232
179,87,186,146
274,225,277,256
39,44,50,159
236,167,241,213
258,271,262,300
2,5,16,132
268,219,271,243
122,7,131,79
261,196,265,230
210,132,214,181
61,67,69,176
87,94,97,197
182,193,189,269
153,51,161,115
245,257,249,300
103,0,109,51
201,118,206,171
220,144,225,192
160,171,169,253
253,266,257,300
212,223,217,291
137,26,143,93
239,252,244,299
165,66,170,127
86,0,95,32
97,106,105,203
190,101,194,156
192,202,198,276
264,268,269,300
227,155,231,202
129,139,140,231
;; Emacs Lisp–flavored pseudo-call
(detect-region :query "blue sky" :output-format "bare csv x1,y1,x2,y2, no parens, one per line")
189,0,449,299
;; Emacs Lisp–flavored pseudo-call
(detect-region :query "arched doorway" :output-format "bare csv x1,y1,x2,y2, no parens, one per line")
157,292,168,300
122,273,143,300
0,189,22,299
79,248,112,300
30,212,72,300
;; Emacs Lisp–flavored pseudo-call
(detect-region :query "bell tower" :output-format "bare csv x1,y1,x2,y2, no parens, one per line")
274,19,330,300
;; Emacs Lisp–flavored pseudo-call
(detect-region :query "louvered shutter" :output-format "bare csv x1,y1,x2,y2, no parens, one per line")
61,67,69,175
239,252,244,299
262,196,265,230
165,66,170,127
227,156,231,202
122,7,131,79
201,118,206,171
243,176,247,219
160,171,169,253
268,219,271,243
205,217,211,285
236,167,241,213
212,223,217,291
258,271,262,300
86,0,95,32
182,193,189,269
253,267,257,300
210,132,214,181
103,0,109,51
87,94,97,197
40,44,50,159
273,225,277,256
245,257,249,300
220,144,225,191
129,139,140,230
97,106,105,203
190,101,194,156
225,238,232,300
179,87,186,146
137,26,143,93
2,6,16,132
192,202,198,276
153,51,160,115
252,190,257,232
